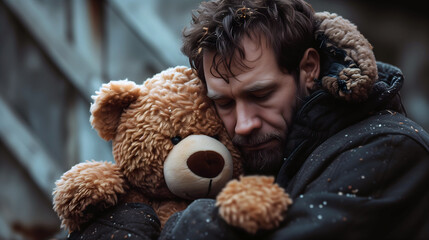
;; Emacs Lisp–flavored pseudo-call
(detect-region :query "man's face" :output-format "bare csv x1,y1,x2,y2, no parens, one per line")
203,35,303,175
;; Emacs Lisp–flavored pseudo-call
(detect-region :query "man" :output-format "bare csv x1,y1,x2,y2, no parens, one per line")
69,0,429,239
160,0,429,239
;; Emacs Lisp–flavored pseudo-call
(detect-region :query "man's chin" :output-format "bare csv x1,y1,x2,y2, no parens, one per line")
241,147,283,176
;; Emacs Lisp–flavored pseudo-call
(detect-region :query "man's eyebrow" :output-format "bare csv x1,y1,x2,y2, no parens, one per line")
243,81,276,92
206,91,226,100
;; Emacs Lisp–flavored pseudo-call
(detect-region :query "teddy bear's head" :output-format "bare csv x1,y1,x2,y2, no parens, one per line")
89,66,242,200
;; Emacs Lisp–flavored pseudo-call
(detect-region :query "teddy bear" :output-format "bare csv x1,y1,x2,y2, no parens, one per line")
52,66,292,235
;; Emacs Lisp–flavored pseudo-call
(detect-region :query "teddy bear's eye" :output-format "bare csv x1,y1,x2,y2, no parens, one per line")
171,136,182,145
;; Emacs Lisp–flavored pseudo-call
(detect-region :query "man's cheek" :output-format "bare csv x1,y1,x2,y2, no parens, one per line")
220,117,236,137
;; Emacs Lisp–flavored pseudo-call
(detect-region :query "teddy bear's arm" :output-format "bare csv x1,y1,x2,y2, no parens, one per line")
53,161,127,232
151,200,189,228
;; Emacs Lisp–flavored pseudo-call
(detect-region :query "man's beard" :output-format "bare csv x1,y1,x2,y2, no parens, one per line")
232,133,284,176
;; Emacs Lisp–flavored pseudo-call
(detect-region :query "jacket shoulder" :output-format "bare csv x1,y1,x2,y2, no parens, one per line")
286,110,429,197
346,110,429,152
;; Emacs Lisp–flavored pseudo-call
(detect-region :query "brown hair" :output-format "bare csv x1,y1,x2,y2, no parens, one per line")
182,0,316,83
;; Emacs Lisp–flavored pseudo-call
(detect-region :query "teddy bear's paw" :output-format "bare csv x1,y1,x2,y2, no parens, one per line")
216,176,292,234
53,161,126,231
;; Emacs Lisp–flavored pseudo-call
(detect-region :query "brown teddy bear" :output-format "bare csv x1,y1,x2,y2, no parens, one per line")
53,66,292,234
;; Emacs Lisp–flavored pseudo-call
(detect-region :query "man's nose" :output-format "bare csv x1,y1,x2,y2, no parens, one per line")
234,102,261,135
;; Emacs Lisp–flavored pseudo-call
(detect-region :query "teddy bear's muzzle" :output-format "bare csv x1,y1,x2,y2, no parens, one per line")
164,135,234,200
187,151,225,178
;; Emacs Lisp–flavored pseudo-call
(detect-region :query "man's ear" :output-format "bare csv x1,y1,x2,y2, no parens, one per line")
90,80,141,141
299,48,320,94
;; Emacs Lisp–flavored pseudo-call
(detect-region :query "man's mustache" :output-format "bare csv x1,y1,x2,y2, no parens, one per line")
232,132,283,148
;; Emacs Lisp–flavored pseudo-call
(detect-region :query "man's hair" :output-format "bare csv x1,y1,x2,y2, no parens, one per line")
181,0,316,83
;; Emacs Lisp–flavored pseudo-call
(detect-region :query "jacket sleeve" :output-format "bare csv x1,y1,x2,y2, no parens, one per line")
159,199,253,240
67,203,161,240
267,134,429,239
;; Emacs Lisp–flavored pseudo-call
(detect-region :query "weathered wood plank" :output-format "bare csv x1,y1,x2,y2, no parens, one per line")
108,0,188,68
2,0,102,101
0,97,62,199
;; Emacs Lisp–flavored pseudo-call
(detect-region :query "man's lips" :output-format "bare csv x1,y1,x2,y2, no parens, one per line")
240,139,278,151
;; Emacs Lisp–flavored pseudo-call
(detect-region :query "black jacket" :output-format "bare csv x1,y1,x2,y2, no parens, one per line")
158,62,429,240
68,62,429,240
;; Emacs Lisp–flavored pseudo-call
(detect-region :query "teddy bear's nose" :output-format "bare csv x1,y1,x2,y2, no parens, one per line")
187,151,225,178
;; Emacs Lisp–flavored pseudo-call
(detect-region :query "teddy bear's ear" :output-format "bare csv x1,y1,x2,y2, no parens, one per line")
90,80,141,140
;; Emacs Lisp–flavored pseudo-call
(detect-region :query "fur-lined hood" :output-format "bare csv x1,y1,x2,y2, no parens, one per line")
314,12,403,108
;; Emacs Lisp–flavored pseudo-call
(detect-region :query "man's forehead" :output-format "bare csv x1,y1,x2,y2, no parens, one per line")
202,35,267,77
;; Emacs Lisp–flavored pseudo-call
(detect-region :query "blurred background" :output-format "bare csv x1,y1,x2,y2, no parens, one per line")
0,0,427,239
